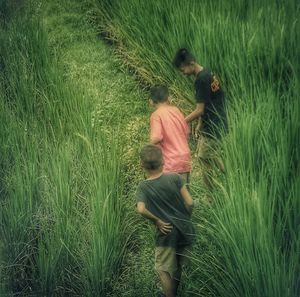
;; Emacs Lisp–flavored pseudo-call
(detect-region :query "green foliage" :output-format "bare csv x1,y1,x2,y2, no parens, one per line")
93,0,300,296
93,0,299,102
0,4,138,296
1,0,299,296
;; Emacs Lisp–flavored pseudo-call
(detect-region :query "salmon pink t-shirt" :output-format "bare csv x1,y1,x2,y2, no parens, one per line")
150,105,191,173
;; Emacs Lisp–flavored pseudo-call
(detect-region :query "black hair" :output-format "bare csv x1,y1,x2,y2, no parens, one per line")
150,85,169,103
140,144,163,170
173,48,195,68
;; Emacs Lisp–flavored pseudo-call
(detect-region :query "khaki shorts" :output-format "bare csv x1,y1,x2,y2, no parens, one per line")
155,246,190,278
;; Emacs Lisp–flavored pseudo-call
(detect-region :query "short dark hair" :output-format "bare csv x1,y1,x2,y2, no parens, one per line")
140,144,163,170
173,48,195,68
150,85,169,103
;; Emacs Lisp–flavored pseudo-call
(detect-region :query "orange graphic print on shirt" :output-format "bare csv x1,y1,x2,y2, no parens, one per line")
211,75,220,92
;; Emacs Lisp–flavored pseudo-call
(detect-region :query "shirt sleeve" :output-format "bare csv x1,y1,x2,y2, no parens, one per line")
195,77,211,104
136,184,147,204
150,113,163,143
175,174,185,190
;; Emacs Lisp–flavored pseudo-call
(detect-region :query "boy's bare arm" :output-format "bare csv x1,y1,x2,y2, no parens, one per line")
185,103,205,123
150,114,163,144
137,202,172,234
180,185,194,214
193,117,202,138
150,136,161,145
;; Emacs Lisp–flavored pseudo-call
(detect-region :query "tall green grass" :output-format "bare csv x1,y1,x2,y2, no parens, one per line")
0,5,134,296
188,82,300,297
93,0,299,103
93,0,300,296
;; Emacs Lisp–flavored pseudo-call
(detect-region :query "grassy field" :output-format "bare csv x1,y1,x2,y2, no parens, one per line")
0,0,150,295
91,0,300,296
1,0,299,296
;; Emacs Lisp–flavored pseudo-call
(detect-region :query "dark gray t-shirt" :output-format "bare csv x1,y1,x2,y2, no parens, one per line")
136,173,194,249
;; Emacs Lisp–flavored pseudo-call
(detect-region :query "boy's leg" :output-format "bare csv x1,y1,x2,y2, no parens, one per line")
197,136,223,202
173,245,191,295
155,247,177,297
159,271,175,297
172,266,182,295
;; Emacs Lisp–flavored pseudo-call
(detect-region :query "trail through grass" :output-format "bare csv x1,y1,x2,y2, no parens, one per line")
42,2,206,296
0,0,151,295
1,0,201,296
1,0,299,296
42,1,154,294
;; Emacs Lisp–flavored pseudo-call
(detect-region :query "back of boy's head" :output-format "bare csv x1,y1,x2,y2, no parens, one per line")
140,144,163,170
150,85,169,104
173,48,195,68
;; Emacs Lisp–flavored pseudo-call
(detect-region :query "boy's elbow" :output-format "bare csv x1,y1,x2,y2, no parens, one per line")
137,203,145,214
150,136,161,145
186,200,194,209
188,200,194,207
185,200,195,212
196,108,203,117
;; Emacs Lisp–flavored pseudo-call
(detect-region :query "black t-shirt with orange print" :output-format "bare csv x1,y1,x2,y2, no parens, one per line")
195,67,227,138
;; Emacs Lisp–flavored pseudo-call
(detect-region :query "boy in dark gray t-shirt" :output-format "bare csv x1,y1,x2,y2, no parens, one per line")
136,144,194,297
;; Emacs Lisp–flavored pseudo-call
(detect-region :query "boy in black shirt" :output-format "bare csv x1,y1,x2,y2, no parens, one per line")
173,49,226,194
136,144,194,297
173,48,227,139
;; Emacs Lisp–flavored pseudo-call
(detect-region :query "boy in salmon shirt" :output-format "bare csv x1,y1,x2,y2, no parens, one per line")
149,85,191,185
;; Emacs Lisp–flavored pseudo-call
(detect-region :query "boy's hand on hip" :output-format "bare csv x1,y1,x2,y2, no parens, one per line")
156,219,172,234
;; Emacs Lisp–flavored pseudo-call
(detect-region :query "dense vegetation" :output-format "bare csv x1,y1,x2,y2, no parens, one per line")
1,0,299,296
92,1,300,296
0,1,146,295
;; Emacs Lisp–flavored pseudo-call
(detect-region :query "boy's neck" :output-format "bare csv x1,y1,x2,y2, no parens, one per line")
145,168,163,180
154,101,170,110
194,63,203,75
